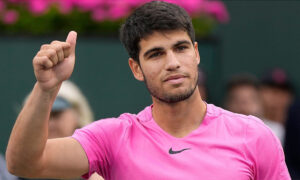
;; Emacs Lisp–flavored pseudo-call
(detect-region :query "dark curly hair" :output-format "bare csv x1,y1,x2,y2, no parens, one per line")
120,1,195,63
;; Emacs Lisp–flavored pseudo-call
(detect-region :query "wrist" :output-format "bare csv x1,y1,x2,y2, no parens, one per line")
34,82,62,101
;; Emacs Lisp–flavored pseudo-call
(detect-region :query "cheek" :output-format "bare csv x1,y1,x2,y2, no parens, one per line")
59,112,78,133
180,54,199,70
48,120,59,131
141,63,163,82
144,71,158,85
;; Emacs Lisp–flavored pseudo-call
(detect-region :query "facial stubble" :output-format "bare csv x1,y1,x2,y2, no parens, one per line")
141,68,198,104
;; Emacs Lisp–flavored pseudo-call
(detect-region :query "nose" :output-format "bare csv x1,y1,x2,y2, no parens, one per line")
165,51,180,71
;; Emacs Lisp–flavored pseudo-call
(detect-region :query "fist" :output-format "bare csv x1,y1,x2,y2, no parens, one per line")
33,31,77,91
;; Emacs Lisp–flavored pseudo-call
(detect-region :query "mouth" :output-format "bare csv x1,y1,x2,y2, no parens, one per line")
163,74,187,84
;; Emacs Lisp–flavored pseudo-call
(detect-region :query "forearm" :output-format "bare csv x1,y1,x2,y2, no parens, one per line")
6,82,61,175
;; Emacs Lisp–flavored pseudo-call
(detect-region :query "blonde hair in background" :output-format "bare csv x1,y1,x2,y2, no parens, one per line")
57,80,94,128
21,80,94,128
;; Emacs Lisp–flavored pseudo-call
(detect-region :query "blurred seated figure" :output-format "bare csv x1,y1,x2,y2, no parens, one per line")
224,74,285,144
19,80,102,180
284,100,300,179
0,154,17,180
260,68,294,125
260,68,294,144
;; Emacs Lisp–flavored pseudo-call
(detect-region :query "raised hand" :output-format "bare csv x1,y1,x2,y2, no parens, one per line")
33,31,77,91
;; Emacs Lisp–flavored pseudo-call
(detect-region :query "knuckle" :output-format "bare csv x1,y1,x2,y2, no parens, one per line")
33,56,47,65
33,55,41,62
40,44,49,50
40,56,48,61
47,49,57,59
54,44,63,52
36,51,45,57
48,48,56,55
32,57,38,65
50,40,60,45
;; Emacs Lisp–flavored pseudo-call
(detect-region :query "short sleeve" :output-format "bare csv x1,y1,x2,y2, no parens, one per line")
244,116,291,180
72,117,130,179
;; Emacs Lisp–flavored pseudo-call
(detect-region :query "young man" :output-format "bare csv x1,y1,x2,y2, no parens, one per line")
6,1,290,180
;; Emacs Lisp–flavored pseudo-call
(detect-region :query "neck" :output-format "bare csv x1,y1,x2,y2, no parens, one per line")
152,89,206,138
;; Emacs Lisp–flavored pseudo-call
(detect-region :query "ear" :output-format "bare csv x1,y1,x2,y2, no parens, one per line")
194,42,200,65
128,58,144,81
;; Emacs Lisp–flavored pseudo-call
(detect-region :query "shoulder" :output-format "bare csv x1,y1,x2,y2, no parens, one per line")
79,113,136,138
92,114,135,129
208,104,271,134
207,104,278,145
77,105,152,137
208,105,289,178
210,106,284,157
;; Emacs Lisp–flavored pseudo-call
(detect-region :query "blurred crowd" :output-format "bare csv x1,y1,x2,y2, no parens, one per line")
202,67,299,179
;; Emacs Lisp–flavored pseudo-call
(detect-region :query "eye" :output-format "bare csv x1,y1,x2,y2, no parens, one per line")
149,51,163,59
176,45,187,51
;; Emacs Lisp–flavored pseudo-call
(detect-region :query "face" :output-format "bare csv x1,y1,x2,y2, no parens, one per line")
129,30,200,103
260,86,293,112
48,109,79,139
226,85,262,116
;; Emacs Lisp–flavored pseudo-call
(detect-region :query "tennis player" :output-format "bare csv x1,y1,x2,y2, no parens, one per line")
6,1,290,179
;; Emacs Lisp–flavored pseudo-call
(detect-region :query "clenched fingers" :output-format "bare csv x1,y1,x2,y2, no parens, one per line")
50,41,71,60
35,41,71,68
34,56,54,69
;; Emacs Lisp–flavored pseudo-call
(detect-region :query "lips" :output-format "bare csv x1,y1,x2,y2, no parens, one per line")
163,74,186,82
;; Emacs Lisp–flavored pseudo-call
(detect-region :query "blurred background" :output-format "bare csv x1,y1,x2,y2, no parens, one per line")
0,0,299,178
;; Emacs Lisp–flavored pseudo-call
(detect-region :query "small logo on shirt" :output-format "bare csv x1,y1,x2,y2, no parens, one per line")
169,147,191,154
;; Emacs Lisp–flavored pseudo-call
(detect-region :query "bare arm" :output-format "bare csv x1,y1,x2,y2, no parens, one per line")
6,31,89,178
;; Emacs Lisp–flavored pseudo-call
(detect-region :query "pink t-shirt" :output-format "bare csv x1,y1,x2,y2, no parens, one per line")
72,104,290,180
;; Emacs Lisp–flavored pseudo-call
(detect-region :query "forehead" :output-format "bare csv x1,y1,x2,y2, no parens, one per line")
230,85,258,96
139,30,191,52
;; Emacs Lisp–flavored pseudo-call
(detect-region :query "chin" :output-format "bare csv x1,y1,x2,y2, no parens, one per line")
159,87,196,103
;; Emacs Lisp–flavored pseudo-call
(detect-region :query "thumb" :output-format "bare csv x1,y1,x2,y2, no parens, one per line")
66,31,77,56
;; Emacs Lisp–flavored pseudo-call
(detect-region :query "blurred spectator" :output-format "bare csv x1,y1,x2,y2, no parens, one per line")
260,68,294,125
197,68,208,101
0,154,17,180
284,100,300,179
19,80,102,180
259,68,294,144
48,80,94,139
224,74,262,117
224,74,285,144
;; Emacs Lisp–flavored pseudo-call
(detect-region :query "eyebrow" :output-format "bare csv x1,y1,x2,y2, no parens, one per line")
173,40,191,47
143,40,192,58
